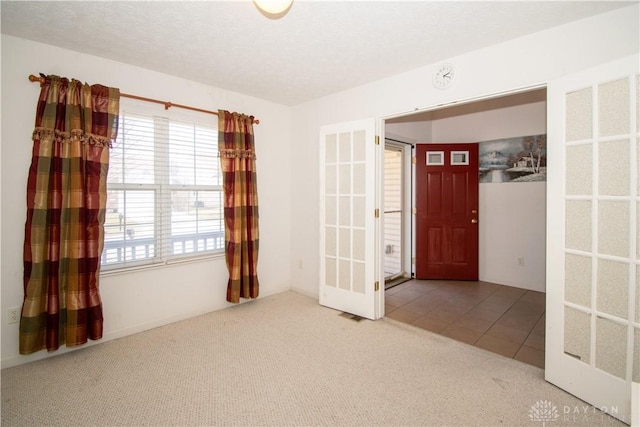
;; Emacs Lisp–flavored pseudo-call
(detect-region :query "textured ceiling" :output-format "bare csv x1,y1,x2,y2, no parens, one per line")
1,1,633,106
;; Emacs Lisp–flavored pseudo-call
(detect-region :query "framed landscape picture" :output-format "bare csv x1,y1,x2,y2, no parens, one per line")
478,134,547,183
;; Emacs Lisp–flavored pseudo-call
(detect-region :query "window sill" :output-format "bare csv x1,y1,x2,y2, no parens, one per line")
100,252,226,278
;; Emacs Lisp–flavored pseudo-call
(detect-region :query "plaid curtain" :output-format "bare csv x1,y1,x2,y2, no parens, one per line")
20,75,120,354
218,110,260,303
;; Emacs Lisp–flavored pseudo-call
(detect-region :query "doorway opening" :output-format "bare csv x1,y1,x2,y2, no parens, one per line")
382,87,547,366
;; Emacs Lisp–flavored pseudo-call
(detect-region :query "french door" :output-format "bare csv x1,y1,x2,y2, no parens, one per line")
319,119,382,320
546,54,639,424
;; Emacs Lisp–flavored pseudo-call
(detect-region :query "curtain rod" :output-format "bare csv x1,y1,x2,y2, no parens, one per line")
28,74,260,125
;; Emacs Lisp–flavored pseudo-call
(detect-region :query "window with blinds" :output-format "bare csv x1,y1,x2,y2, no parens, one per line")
103,102,223,270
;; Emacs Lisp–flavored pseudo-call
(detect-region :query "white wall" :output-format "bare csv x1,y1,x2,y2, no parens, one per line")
289,4,639,298
386,120,431,143
0,35,292,368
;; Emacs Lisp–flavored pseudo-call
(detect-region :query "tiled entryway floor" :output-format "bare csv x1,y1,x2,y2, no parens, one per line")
385,279,545,368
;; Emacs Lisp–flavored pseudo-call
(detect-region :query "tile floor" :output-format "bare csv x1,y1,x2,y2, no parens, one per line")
385,279,545,368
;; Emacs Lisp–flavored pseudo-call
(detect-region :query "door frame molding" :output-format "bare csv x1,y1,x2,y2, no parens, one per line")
380,85,547,122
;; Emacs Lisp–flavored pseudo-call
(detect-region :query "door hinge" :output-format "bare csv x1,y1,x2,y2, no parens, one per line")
375,135,380,145
412,156,417,164
412,208,417,215
375,208,380,218
412,257,416,264
374,281,380,291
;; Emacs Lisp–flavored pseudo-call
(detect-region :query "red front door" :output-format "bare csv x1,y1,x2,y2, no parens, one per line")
415,143,479,280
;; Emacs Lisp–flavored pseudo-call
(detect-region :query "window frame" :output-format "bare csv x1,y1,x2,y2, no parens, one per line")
426,151,445,166
101,99,225,273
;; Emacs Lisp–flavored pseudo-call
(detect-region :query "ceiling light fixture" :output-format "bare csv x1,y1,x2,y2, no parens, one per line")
253,0,293,19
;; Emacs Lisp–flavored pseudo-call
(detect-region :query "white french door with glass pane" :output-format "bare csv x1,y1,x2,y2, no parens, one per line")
546,54,639,424
319,119,382,320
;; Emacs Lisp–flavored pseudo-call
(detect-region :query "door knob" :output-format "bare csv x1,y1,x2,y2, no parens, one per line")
471,218,478,224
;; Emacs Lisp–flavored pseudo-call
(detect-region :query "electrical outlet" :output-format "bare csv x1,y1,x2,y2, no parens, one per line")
518,257,525,267
7,307,21,324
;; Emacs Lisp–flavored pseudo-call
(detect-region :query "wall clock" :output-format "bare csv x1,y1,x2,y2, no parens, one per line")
433,63,455,89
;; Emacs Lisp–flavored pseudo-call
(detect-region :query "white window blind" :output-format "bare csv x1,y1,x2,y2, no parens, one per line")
103,100,223,270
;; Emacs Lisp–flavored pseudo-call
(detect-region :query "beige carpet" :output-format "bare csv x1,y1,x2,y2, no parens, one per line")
1,291,624,426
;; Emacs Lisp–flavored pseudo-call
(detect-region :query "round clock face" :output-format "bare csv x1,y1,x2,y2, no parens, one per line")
433,63,455,89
